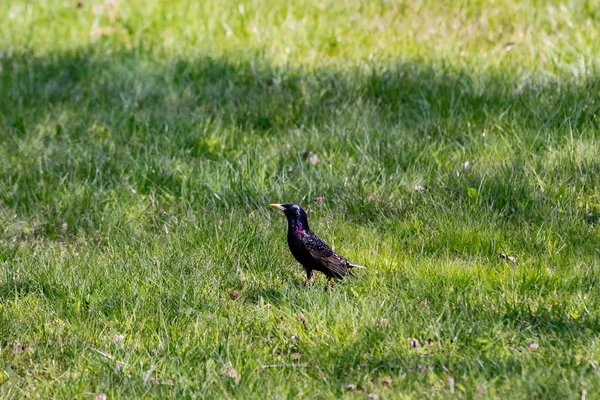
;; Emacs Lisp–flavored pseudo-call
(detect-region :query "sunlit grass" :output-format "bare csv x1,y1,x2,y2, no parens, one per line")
1,0,600,398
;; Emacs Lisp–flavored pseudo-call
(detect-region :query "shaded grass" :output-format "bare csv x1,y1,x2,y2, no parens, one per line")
1,0,600,398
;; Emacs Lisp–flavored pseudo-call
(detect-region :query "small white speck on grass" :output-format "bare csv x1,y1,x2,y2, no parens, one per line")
142,365,156,384
13,342,23,355
94,394,107,400
262,363,308,369
448,376,455,393
344,383,357,390
223,23,233,38
92,4,104,15
114,362,123,374
461,161,470,170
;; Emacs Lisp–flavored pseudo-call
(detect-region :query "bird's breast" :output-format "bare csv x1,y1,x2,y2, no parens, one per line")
287,229,310,263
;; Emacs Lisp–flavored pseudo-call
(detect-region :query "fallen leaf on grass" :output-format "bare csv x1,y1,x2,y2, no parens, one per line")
290,353,302,361
223,367,238,379
150,377,174,385
500,253,518,263
372,317,389,327
94,394,107,400
229,289,241,300
413,184,429,192
408,338,421,349
302,150,319,165
382,377,392,388
299,313,308,328
528,342,539,351
314,196,325,205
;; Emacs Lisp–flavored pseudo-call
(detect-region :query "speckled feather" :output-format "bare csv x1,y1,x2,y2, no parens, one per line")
272,203,365,282
301,229,353,278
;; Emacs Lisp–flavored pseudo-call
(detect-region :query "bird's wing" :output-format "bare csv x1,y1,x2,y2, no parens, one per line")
348,262,366,269
302,231,350,277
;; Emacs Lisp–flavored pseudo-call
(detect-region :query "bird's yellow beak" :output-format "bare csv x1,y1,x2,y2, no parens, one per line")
269,203,285,211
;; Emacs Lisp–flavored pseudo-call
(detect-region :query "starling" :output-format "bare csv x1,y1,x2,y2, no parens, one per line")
269,203,365,291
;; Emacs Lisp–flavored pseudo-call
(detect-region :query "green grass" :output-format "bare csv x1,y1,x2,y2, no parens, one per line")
1,0,600,397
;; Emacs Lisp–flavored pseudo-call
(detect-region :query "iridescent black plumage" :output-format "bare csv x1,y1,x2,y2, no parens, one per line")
270,203,365,289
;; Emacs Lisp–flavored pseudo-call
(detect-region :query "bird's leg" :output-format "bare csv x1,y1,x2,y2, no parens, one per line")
302,270,314,287
327,278,332,293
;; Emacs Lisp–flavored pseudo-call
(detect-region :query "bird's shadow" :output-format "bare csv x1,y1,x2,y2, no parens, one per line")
242,274,355,305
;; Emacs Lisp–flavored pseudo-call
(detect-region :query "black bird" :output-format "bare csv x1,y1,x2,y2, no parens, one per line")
269,203,365,291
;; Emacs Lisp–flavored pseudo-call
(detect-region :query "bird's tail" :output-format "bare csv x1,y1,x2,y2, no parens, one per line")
349,262,366,269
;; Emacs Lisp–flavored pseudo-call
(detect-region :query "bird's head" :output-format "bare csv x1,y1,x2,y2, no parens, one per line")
269,203,309,228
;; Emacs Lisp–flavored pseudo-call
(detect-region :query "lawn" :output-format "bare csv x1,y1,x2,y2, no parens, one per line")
1,0,600,398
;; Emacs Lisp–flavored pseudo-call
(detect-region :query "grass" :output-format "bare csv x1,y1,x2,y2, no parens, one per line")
1,0,600,397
